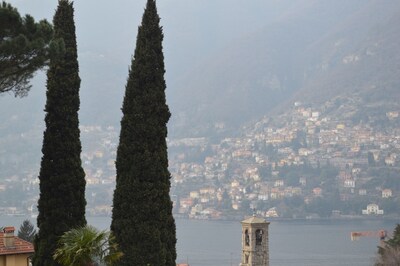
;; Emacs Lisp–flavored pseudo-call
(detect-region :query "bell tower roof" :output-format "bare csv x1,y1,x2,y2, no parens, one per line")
241,216,269,225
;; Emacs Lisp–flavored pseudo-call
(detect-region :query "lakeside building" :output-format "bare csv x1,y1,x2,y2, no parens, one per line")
362,204,384,215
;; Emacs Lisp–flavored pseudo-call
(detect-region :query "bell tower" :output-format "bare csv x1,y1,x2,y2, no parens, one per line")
240,215,270,266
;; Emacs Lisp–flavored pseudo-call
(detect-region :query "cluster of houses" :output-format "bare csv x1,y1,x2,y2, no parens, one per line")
1,100,399,219
168,101,399,219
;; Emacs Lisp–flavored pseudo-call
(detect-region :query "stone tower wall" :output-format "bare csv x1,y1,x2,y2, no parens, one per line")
240,218,269,266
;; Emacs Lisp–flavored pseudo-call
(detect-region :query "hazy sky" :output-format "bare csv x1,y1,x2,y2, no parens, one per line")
3,0,294,126
8,0,283,81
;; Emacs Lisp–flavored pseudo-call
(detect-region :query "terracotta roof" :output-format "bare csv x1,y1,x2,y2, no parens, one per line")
0,232,34,256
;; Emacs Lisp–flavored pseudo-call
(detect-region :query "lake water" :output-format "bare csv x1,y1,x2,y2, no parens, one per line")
1,216,397,266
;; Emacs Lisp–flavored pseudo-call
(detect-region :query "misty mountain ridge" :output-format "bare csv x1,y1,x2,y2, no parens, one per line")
1,0,399,140
169,0,400,137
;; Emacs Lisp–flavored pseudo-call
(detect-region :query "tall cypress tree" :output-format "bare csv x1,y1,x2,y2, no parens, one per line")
111,0,176,265
33,1,86,265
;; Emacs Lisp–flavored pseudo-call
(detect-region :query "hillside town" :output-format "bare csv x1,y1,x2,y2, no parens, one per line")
168,98,400,220
1,98,399,220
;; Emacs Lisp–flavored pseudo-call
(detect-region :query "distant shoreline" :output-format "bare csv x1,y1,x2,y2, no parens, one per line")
1,214,398,223
172,212,400,222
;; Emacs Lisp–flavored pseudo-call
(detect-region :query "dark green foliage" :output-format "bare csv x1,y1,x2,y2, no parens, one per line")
111,1,176,265
0,1,56,97
305,197,335,218
33,1,86,265
18,219,36,243
376,224,400,265
368,152,376,166
366,168,400,191
291,130,307,152
383,224,400,250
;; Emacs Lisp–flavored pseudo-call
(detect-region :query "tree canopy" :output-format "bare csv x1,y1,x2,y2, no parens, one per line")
376,224,400,266
17,219,36,243
0,1,57,97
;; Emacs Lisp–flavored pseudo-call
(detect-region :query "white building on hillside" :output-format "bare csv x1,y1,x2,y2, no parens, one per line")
362,204,384,215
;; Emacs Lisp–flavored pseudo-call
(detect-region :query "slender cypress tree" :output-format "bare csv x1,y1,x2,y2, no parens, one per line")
33,1,86,265
111,0,176,265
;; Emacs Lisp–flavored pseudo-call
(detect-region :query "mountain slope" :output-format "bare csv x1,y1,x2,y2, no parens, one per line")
294,0,400,105
169,0,400,137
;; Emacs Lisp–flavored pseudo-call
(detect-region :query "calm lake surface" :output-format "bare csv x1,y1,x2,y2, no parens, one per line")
1,216,397,266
